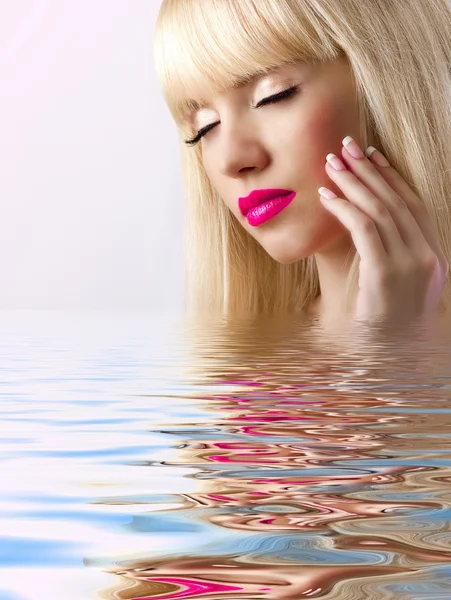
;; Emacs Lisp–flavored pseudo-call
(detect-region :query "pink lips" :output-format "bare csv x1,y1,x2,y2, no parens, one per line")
238,188,296,227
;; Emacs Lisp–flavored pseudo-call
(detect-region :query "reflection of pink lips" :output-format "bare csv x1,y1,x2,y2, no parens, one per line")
144,577,243,597
239,190,296,227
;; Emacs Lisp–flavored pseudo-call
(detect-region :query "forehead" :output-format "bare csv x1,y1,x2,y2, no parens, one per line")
181,63,307,124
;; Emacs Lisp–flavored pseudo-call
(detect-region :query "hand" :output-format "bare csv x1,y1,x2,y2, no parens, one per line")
318,136,449,326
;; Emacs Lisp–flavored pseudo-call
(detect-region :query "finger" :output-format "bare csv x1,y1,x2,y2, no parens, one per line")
339,142,431,255
318,191,388,268
325,156,406,256
365,146,448,266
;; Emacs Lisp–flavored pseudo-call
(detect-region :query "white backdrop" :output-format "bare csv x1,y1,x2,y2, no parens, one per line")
0,0,183,311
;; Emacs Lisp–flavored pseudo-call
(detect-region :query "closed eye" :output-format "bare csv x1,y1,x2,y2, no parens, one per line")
184,85,299,147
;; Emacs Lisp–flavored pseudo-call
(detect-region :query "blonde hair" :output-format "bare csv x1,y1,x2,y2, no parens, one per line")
154,0,451,317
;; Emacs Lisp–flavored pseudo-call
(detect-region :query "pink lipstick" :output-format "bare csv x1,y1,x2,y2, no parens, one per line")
238,188,296,227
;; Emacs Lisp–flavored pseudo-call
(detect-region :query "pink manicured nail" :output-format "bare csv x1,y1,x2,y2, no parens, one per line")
318,186,337,199
326,153,347,170
365,146,390,167
342,136,364,159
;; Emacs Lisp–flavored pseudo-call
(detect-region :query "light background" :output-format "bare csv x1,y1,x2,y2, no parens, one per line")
0,0,183,311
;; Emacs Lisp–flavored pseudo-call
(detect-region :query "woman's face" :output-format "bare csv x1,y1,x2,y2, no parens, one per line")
188,56,361,263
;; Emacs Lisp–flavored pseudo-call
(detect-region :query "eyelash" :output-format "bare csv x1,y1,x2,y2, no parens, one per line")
184,85,299,147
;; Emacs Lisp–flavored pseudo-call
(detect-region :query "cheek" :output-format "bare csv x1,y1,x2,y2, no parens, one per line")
308,106,345,165
201,155,213,183
286,95,353,180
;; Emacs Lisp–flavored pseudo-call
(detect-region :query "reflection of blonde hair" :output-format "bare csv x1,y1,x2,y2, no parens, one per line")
154,0,451,316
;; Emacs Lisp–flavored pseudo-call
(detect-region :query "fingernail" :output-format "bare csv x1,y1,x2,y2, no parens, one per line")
342,136,364,159
318,186,337,199
326,153,347,170
365,146,390,167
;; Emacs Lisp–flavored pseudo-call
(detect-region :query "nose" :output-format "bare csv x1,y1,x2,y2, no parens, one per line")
217,118,270,179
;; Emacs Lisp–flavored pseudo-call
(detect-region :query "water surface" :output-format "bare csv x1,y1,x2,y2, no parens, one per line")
1,310,451,599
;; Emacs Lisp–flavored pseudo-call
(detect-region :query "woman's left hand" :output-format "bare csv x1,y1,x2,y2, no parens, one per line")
318,136,449,325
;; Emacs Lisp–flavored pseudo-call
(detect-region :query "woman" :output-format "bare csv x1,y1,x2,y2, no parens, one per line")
153,0,451,328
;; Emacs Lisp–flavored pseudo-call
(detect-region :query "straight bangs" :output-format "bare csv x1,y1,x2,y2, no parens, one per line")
154,0,342,132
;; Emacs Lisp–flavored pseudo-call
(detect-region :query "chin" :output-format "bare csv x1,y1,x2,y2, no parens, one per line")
265,244,312,265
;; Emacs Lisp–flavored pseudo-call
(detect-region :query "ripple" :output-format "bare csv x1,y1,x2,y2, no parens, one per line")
2,310,451,599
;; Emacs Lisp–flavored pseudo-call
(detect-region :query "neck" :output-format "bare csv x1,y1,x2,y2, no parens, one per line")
310,231,356,319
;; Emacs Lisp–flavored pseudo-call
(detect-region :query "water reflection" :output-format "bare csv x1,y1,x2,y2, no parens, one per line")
1,311,451,599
